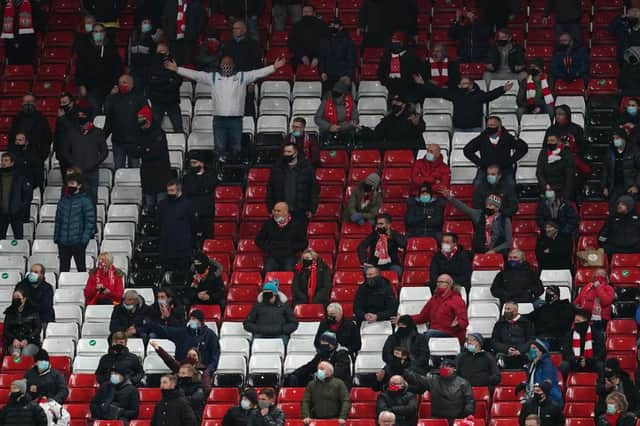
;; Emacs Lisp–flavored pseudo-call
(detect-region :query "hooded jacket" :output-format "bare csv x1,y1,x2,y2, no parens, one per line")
491,262,544,304
463,128,528,174
95,345,145,386
255,216,308,260
574,281,615,321
375,389,418,426
599,202,640,253
601,143,640,193
535,198,579,236
24,366,69,404
353,277,399,323
429,245,473,292
405,196,446,238
75,38,123,95
139,122,172,195
491,315,536,354
84,266,125,306
527,353,563,406
525,299,575,338
382,324,429,374
519,397,565,426
406,372,475,419
472,176,519,217
318,29,356,79
266,157,319,214
15,279,55,324
314,318,361,355
90,378,140,420
411,287,468,342
343,183,383,223
536,147,576,200
301,376,351,420
292,258,332,306
151,388,198,426
243,292,299,337
0,394,47,426
357,230,407,267
3,300,42,347
149,323,221,372
9,110,52,164
456,349,501,387
410,156,451,195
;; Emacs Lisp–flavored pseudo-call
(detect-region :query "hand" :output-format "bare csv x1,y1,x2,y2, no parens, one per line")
485,64,495,71
57,108,65,117
603,188,609,197
579,357,587,368
260,408,270,416
338,420,346,425
126,325,136,336
110,85,119,95
198,291,210,301
375,370,385,381
390,316,399,325
486,250,496,254
542,16,549,24
274,55,287,69
96,283,104,290
356,28,362,36
150,341,159,350
408,113,420,126
310,57,318,68
29,385,37,393
102,287,111,294
160,305,171,319
504,81,514,91
164,59,178,72
305,211,313,219
12,339,20,348
321,72,328,81
329,124,340,132
301,56,310,66
79,85,87,97
439,187,453,199
451,317,458,327
303,418,312,425
367,314,378,323
413,74,425,85
628,185,639,194
247,83,255,94
515,382,526,393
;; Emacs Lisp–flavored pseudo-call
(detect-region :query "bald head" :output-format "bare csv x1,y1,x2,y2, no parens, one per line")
118,74,134,92
388,375,406,388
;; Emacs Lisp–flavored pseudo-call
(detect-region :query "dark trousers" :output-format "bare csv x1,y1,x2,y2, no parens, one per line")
169,39,195,65
152,101,183,132
0,214,24,239
263,256,297,277
58,243,87,272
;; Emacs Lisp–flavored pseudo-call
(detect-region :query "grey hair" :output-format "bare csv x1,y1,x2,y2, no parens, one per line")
327,303,343,316
318,361,334,374
378,411,396,424
123,289,139,299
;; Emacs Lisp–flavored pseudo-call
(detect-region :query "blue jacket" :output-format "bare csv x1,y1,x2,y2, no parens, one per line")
551,46,589,82
529,353,563,406
151,323,220,372
53,191,95,246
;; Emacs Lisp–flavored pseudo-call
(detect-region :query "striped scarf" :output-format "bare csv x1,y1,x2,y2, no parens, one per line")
1,0,34,39
526,74,554,106
175,0,188,40
389,52,404,78
307,261,317,303
374,233,391,265
572,323,593,359
429,57,449,87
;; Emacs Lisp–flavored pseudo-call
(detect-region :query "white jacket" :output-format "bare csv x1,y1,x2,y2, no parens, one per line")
39,399,70,426
177,65,275,117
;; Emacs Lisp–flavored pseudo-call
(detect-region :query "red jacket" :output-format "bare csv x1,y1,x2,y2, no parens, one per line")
410,156,451,195
411,288,468,342
84,266,124,305
574,281,615,321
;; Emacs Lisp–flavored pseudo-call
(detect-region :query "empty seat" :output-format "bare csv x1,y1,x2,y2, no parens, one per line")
46,322,79,342
72,356,101,373
76,338,109,357
251,338,285,359
103,223,136,241
114,169,141,187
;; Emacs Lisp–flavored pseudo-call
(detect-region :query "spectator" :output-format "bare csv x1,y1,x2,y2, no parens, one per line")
620,97,640,131
407,273,468,343
471,164,519,217
314,303,361,355
378,411,396,426
165,56,285,163
609,8,640,64
535,221,574,270
425,43,460,89
272,0,302,32
103,74,148,170
218,0,263,42
150,343,211,391
287,117,320,167
128,17,157,94
377,32,425,102
0,152,32,240
559,309,605,378
292,249,332,307
53,92,78,179
536,130,576,201
382,316,428,374
248,388,284,426
415,76,513,131
374,346,424,392
152,374,200,426
485,28,527,83
14,264,54,328
73,14,96,54
288,4,326,69
243,281,299,340
185,252,226,308
343,173,382,226
60,100,108,205
84,252,125,305
301,361,351,423
574,269,615,328
161,0,206,64
358,214,407,276
602,131,640,207
456,333,501,388
9,93,52,165
463,116,527,187
353,267,398,324
109,289,149,338
596,391,637,426
429,233,473,293
550,32,589,84
24,349,68,403
149,309,221,373
266,141,319,225
182,152,216,245
441,189,513,255
0,380,47,426
54,174,95,273
517,59,555,119
37,395,70,426
519,381,565,426
288,331,351,387
373,95,425,149
599,195,640,256
159,179,195,273
138,105,172,212
148,288,187,328
4,288,40,356
11,133,43,190
409,144,451,196
318,19,356,92
358,0,417,48
83,0,125,39
315,80,360,145
518,340,563,406
449,8,491,62
525,286,575,350
546,105,589,179
543,0,582,42
491,301,536,369
597,360,638,416
375,376,418,426
222,389,258,426
405,182,446,240
90,367,140,422
75,23,123,112
535,186,578,236
620,47,640,96
491,248,544,304
256,202,308,273
1,0,37,64
148,43,183,131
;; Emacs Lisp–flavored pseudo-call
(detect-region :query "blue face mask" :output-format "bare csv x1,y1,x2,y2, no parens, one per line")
528,348,538,360
85,23,94,33
544,190,555,200
92,32,105,43
123,303,135,311
141,23,152,33
110,374,121,385
187,320,199,330
507,260,522,268
315,369,326,381
36,360,50,371
487,175,497,185
425,152,435,162
627,106,638,116
27,272,39,283
607,403,617,414
418,195,431,203
613,138,625,148
292,130,302,137
465,343,476,353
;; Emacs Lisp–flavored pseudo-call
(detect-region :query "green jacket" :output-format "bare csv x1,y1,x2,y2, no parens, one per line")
342,183,382,223
301,376,351,420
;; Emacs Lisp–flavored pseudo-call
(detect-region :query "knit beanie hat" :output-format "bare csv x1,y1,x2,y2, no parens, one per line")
365,173,381,187
11,379,26,394
262,280,279,294
486,194,502,209
319,331,338,346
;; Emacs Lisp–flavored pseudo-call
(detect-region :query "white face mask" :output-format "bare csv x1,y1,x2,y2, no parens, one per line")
442,243,452,253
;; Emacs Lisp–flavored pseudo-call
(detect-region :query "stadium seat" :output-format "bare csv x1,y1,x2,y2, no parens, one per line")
564,402,595,418
490,402,521,418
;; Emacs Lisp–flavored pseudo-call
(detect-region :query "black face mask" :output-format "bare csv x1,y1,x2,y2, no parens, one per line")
167,194,177,200
263,292,273,301
627,17,639,26
9,392,21,401
22,104,35,114
302,259,313,267
395,327,411,338
194,263,208,274
189,165,202,174
484,208,496,216
485,127,499,135
330,27,339,35
390,357,405,373
377,227,387,234
177,377,192,387
138,120,148,129
496,40,509,47
327,316,337,324
78,116,91,126
391,104,403,114
62,104,73,114
67,186,79,195
545,293,555,303
318,343,332,357
111,344,127,353
575,321,589,334
12,298,21,307
558,43,570,52
362,183,373,192
533,393,543,402
282,154,294,163
529,68,540,76
332,91,343,99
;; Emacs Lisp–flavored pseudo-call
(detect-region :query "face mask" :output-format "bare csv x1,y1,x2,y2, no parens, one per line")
85,23,94,33
465,343,477,353
533,393,543,402
485,127,499,135
158,299,168,306
318,343,332,356
503,312,514,321
263,291,274,301
138,119,147,129
391,42,402,53
67,186,78,195
387,384,402,393
528,348,538,360
607,403,617,414
395,326,410,338
78,116,91,126
9,391,21,401
628,17,639,26
187,320,199,329
377,227,387,235
292,130,302,137
177,377,192,387
496,39,509,47
574,321,588,333
544,190,555,200
141,23,152,33
425,152,435,162
274,216,286,224
487,175,497,185
614,138,624,148
189,165,202,174
110,374,121,385
123,303,135,311
302,259,313,267
439,367,453,378
241,399,252,410
390,357,404,372
545,293,555,303
167,194,177,200
22,104,35,114
391,104,403,114
332,91,342,99
93,32,105,43
529,68,540,76
327,316,337,324
12,298,21,307
362,184,373,192
37,360,50,371
282,154,294,163
330,27,339,34
627,106,638,115
507,260,522,268
441,243,452,253
484,208,496,216
558,43,570,51
27,272,39,283
419,195,431,203
221,65,234,76
111,344,126,353
119,84,131,94
194,263,208,274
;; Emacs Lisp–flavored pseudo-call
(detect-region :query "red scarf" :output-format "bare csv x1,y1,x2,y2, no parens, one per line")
324,95,353,125
526,74,554,106
389,53,403,78
307,261,318,303
275,214,292,228
563,55,573,74
175,0,188,40
546,145,563,164
604,413,620,425
191,270,208,288
441,244,458,259
484,214,496,249
572,322,593,359
328,318,343,332
374,233,391,265
291,133,311,160
429,57,449,87
81,123,95,135
2,0,34,40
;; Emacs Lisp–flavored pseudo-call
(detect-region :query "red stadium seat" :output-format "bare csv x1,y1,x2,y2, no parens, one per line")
319,185,343,202
511,236,537,251
404,253,433,269
2,356,33,373
383,150,414,168
66,387,97,402
330,286,359,302
578,220,605,235
381,168,411,185
492,386,523,401
138,388,161,402
554,79,585,95
335,253,362,271
332,271,364,286
68,373,99,388
401,270,429,287
190,305,221,323
202,239,235,255
230,271,262,286
307,222,339,239
208,387,240,403
489,420,519,426
64,403,91,420
316,168,346,185
453,421,485,426
349,387,379,401
407,237,438,252
379,202,407,218
610,268,640,287
511,220,539,235
215,203,240,222
3,65,34,81
490,402,521,418
204,404,234,419
319,150,348,168
591,62,619,78
576,236,599,251
308,239,336,255
224,304,253,321
346,421,375,426
264,64,293,81
237,239,261,253
264,272,294,285
567,372,599,387
566,386,597,402
587,79,617,95
611,254,640,269
606,319,638,335
239,222,263,239
293,304,325,320
242,203,269,221
348,167,379,184
564,419,595,426
247,168,271,183
233,254,263,271
362,48,385,64
295,64,320,80
349,403,376,419
472,253,505,270
340,222,372,237
564,402,595,418
350,150,381,167
278,402,302,418
359,63,378,80
215,185,243,202
245,185,267,202
338,238,361,253
277,387,306,402
130,421,152,426
459,62,487,79
213,223,237,240
270,31,289,46
417,421,448,426
500,371,526,386
580,202,609,219
605,335,638,353
227,287,260,303
94,421,123,426
381,185,410,201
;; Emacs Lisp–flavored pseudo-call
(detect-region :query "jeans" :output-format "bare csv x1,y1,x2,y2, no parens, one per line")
272,2,302,31
213,116,243,159
8,343,39,356
143,192,167,212
58,243,87,273
472,168,516,187
113,143,141,170
83,169,99,207
152,101,183,132
263,256,297,276
0,214,24,239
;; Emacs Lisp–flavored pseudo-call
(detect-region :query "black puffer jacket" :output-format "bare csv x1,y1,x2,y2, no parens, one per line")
90,379,140,421
429,245,473,292
185,259,227,307
266,158,319,214
375,390,418,426
524,299,575,339
0,168,32,218
24,367,69,403
491,262,544,304
472,178,519,217
148,59,182,105
602,143,640,193
139,123,172,195
0,394,47,426
9,111,52,163
104,92,149,146
75,39,123,95
353,277,398,323
487,43,525,73
406,372,475,420
382,329,429,374
536,148,576,200
405,197,446,237
95,346,145,386
178,379,206,422
314,319,361,355
456,350,501,387
599,207,640,254
151,388,198,426
491,316,536,354
3,301,41,347
292,258,332,306
243,292,299,337
255,217,308,259
109,297,149,335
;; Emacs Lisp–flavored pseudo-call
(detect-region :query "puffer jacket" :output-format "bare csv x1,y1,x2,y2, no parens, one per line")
409,156,451,195
108,296,149,335
90,379,140,420
353,277,399,323
184,259,226,307
574,281,615,321
243,292,299,337
535,199,579,236
599,207,640,254
0,168,32,217
602,143,640,193
150,388,198,426
104,91,149,146
301,376,351,420
382,329,429,374
406,372,475,419
491,315,536,354
375,390,418,426
596,413,637,426
536,147,576,200
456,350,501,387
429,245,473,292
15,279,55,323
527,353,563,406
490,262,544,304
95,345,145,386
177,379,205,421
342,183,382,223
53,191,95,246
3,300,41,347
24,367,69,403
525,299,575,339
291,258,332,306
148,323,221,372
0,394,47,426
405,196,446,237
266,158,319,214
